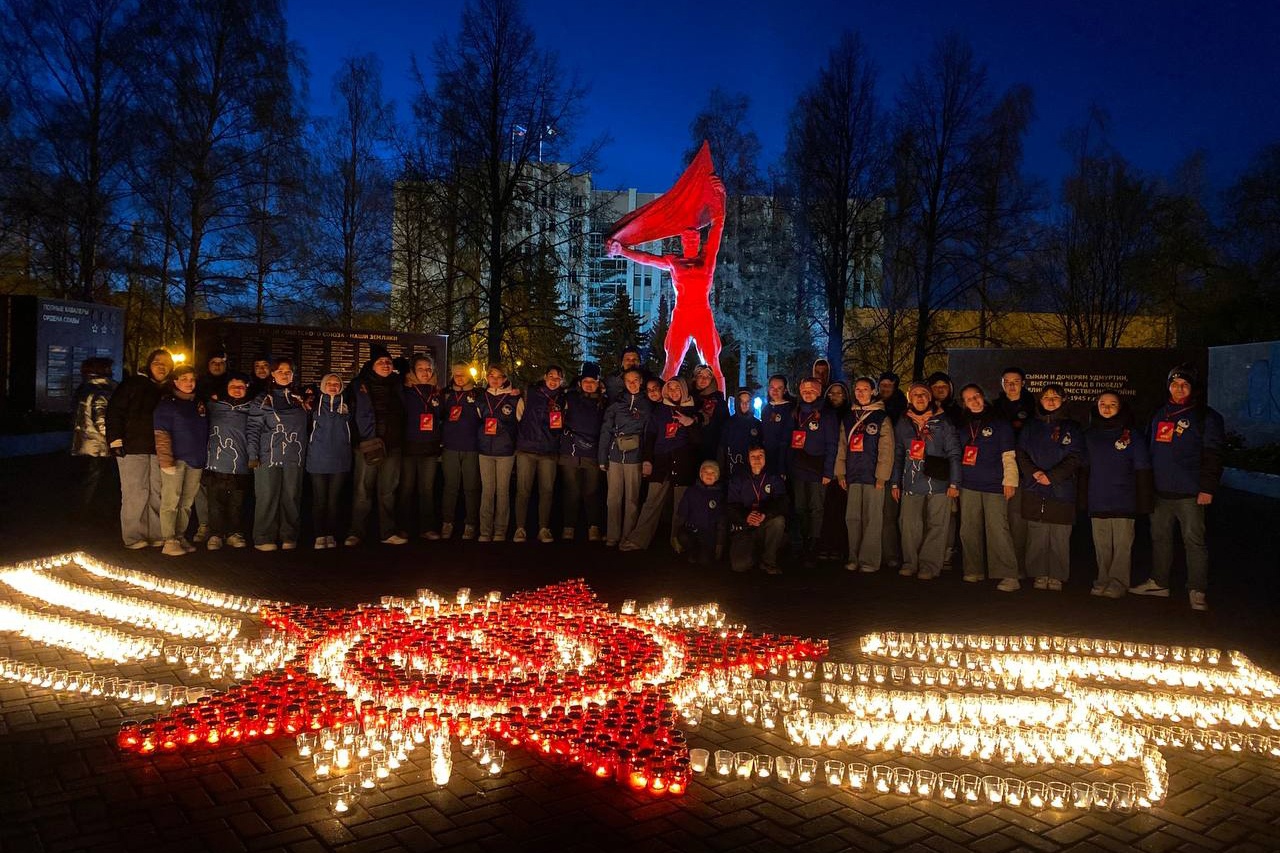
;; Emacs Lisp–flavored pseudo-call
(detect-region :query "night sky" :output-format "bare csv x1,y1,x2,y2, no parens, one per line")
288,0,1280,195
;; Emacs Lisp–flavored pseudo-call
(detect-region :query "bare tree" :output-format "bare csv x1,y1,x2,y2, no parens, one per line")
0,0,139,300
302,53,394,328
411,0,604,364
1043,109,1156,348
785,31,885,380
130,0,301,345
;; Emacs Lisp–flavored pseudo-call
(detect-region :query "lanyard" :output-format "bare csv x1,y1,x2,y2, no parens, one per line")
750,474,766,505
541,387,561,410
969,421,982,444
796,406,820,428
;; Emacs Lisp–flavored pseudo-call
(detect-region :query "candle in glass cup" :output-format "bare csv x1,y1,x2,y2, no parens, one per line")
431,756,452,785
754,754,772,779
296,732,316,758
797,757,816,785
487,750,505,775
358,762,377,790
713,750,736,776
329,782,355,815
824,760,844,786
734,751,754,780
689,748,709,774
313,749,334,780
775,755,795,783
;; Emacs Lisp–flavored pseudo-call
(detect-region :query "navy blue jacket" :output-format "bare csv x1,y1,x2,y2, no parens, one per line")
643,402,700,484
600,391,650,465
678,481,724,534
560,387,605,459
440,384,483,452
957,411,1016,495
401,383,443,457
992,393,1034,433
892,408,962,496
759,400,796,476
153,393,209,469
1084,417,1153,517
1147,399,1225,498
247,386,308,468
726,470,788,524
206,396,252,474
692,389,729,463
787,399,838,484
720,413,762,477
1016,410,1082,523
837,404,893,486
475,387,521,457
516,382,565,455
307,392,353,475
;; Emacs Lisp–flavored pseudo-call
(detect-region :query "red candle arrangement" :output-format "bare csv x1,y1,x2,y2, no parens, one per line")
116,579,827,795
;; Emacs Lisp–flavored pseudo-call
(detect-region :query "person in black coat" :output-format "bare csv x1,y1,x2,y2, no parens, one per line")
105,348,173,548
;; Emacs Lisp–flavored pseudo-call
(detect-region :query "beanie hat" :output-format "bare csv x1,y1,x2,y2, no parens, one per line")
1167,364,1197,390
579,362,601,381
926,371,952,387
369,344,392,363
878,371,899,385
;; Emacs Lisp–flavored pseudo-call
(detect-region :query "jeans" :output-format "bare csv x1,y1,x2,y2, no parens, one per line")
117,454,162,545
959,489,1018,579
398,454,440,534
515,451,557,532
441,449,480,528
1027,520,1071,580
561,456,602,531
792,479,826,544
1151,497,1208,591
1091,517,1135,588
254,465,304,545
204,470,249,538
159,461,203,540
605,462,642,545
350,448,401,540
900,492,950,578
730,515,786,572
624,479,687,550
478,454,515,537
311,471,349,539
844,483,885,572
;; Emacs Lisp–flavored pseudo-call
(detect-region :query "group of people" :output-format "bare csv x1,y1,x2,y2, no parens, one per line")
71,345,1224,610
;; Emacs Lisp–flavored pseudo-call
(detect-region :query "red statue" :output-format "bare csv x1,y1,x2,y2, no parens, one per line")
606,142,727,393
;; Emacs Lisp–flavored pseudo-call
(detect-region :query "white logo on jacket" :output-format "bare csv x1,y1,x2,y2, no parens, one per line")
866,423,878,435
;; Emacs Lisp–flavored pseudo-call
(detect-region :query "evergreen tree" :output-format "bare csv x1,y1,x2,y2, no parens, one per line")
594,291,643,377
646,292,671,377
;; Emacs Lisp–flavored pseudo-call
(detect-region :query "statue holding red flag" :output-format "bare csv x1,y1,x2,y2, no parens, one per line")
606,142,727,394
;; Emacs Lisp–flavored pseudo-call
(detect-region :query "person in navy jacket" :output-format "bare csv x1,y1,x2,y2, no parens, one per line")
720,389,762,478
397,354,443,541
620,377,700,551
247,356,309,551
513,365,565,543
440,363,483,540
559,363,606,541
203,374,253,550
1082,391,1153,599
1015,384,1083,590
759,375,795,477
835,378,895,574
992,366,1033,575
891,381,961,580
789,376,839,567
877,371,907,571
307,373,353,550
599,368,650,546
675,460,726,564
605,345,648,402
153,364,209,556
727,446,788,574
691,364,729,464
1131,365,1224,611
955,384,1020,590
476,363,523,542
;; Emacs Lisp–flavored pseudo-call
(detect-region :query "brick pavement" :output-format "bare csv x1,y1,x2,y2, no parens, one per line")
2,453,1280,851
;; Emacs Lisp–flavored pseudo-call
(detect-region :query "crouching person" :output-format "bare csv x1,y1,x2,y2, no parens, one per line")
675,460,726,564
203,374,253,549
727,447,787,574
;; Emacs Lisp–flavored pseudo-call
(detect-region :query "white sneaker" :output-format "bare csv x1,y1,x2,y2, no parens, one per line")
859,564,879,574
1045,579,1063,591
441,523,454,539
281,541,297,550
423,530,441,541
513,528,527,543
1102,581,1127,600
161,539,187,557
314,536,328,550
492,533,506,543
206,535,223,551
344,535,360,547
478,534,492,543
1189,590,1208,611
563,527,576,541
844,561,858,572
962,573,984,583
254,542,277,552
325,536,337,548
462,525,477,540
538,528,554,543
997,578,1021,592
124,540,149,550
1129,579,1170,597
898,565,916,577
226,533,247,548
1090,582,1107,597
1033,577,1049,590
192,524,210,544
587,526,602,542
381,534,408,545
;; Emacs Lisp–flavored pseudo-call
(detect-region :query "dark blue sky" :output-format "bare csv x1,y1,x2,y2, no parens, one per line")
288,0,1280,195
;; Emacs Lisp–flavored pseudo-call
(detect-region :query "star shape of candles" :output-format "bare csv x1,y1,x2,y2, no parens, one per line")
105,571,824,796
